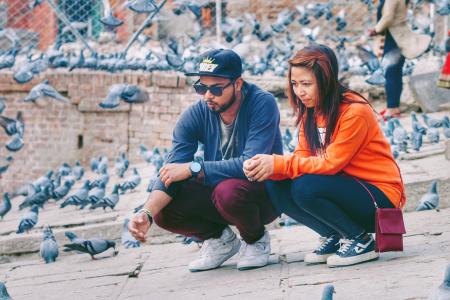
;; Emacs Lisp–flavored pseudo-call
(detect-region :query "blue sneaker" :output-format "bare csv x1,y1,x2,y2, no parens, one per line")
304,235,340,264
327,234,379,267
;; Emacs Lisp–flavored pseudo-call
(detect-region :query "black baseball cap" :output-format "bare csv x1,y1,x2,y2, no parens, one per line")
185,48,242,79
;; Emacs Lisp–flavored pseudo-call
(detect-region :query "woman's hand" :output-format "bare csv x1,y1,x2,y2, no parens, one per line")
368,28,378,37
243,154,274,182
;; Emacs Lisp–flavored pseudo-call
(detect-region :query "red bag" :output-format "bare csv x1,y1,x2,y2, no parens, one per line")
354,177,406,253
375,208,406,252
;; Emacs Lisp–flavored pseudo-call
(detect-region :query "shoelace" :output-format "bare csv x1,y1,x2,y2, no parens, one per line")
337,238,354,254
316,236,336,252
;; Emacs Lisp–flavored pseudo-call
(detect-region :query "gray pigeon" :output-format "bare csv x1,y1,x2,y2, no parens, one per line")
0,111,24,137
90,184,120,210
73,161,85,180
64,231,85,244
416,180,439,211
322,284,335,300
24,80,70,104
428,263,450,300
119,168,141,193
16,205,39,234
0,96,6,114
100,0,123,29
0,193,12,220
121,218,141,248
127,0,157,13
0,282,12,300
63,238,117,259
99,84,149,109
5,133,24,152
39,226,59,264
427,127,440,144
0,156,13,176
60,180,91,209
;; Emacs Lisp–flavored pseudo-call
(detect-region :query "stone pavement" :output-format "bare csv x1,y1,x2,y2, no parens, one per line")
0,111,449,299
0,208,449,300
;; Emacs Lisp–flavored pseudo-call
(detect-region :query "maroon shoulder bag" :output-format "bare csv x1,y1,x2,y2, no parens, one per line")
354,177,406,253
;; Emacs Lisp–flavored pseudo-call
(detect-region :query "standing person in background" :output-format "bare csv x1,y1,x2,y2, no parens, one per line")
368,0,431,119
437,30,450,89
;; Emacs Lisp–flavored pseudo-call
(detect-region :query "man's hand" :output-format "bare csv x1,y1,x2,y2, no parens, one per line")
128,212,151,243
243,154,274,182
159,162,191,188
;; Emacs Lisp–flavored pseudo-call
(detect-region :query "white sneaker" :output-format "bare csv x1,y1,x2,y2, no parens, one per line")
188,227,241,272
237,230,271,271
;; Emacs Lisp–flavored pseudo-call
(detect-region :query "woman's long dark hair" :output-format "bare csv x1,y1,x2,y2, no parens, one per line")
286,44,368,155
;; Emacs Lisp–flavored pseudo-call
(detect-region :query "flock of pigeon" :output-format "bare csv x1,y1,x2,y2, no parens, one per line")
0,0,447,85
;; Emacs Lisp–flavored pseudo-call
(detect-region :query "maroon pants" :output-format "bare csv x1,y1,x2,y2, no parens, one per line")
153,178,277,244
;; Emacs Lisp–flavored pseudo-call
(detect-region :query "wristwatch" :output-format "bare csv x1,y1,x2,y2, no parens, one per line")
189,160,202,178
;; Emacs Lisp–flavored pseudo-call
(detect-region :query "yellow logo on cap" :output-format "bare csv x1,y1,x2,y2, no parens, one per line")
199,56,218,72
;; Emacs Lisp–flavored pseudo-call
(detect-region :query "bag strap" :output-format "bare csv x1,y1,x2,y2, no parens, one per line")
393,161,405,207
353,177,379,209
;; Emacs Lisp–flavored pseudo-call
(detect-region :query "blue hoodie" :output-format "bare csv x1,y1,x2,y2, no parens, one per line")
153,81,283,196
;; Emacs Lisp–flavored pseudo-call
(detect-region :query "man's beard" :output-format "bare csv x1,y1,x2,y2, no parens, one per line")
207,86,237,113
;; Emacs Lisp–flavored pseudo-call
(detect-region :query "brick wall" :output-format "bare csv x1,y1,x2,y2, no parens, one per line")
0,70,300,191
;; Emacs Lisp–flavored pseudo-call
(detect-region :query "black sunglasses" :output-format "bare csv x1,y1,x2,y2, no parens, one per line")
193,80,235,97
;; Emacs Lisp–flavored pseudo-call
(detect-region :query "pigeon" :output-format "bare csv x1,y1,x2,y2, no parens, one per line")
18,185,52,210
126,0,157,13
100,0,123,28
99,84,149,109
427,127,440,144
33,171,53,191
90,168,109,189
0,96,6,114
0,192,12,220
119,168,141,193
81,182,106,209
24,80,70,104
416,180,439,211
40,226,59,264
90,184,120,211
443,116,450,139
322,284,335,300
0,111,24,137
121,218,140,248
139,144,153,163
12,182,38,198
60,180,91,209
147,177,156,193
428,263,450,300
29,0,45,9
151,147,164,172
411,112,427,134
73,161,85,180
64,238,117,259
0,156,13,176
411,123,424,151
51,181,73,201
5,133,24,152
64,231,85,244
58,163,71,176
392,119,408,151
0,282,12,300
115,152,129,178
423,114,444,128
16,205,39,233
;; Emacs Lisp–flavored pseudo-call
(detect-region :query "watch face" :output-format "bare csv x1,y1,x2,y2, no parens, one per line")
191,162,201,173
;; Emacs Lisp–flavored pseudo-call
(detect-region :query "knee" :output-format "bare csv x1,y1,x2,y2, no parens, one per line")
212,179,247,211
153,208,182,230
291,175,322,207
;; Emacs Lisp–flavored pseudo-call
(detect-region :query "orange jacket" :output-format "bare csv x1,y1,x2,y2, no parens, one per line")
270,93,405,208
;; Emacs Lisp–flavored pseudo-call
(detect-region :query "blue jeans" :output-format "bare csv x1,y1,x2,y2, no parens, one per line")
384,30,406,109
265,174,395,238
